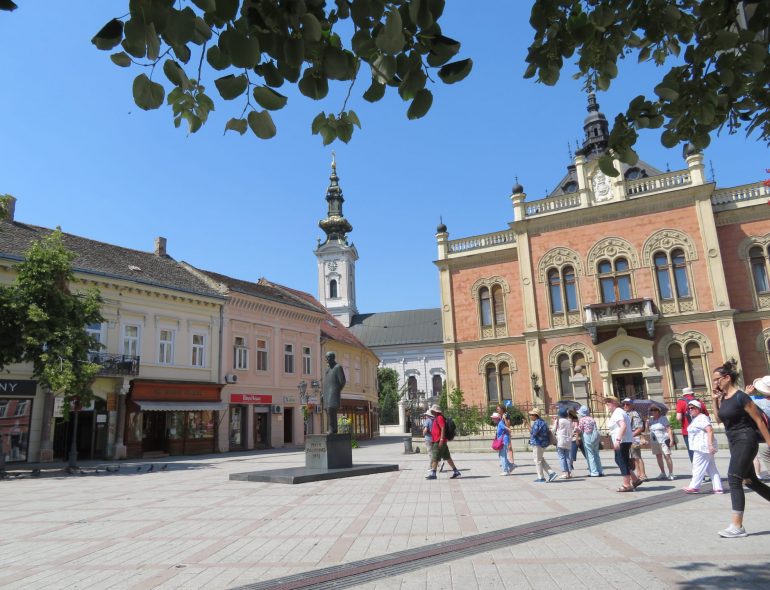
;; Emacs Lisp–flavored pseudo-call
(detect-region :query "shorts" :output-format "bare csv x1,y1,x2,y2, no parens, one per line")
432,442,452,462
629,443,642,459
651,440,671,456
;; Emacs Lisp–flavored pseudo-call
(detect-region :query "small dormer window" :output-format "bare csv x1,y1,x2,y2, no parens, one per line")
625,167,642,180
562,181,578,193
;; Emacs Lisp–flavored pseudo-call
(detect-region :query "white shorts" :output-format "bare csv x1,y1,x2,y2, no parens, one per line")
651,440,671,456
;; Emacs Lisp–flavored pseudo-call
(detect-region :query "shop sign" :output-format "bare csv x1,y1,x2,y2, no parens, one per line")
283,395,296,404
0,379,37,396
230,393,273,404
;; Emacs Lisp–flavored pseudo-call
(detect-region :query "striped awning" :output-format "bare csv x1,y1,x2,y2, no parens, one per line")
136,401,227,412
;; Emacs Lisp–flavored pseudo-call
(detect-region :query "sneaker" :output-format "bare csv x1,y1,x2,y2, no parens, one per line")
682,487,700,494
509,463,518,471
713,489,725,494
499,472,510,476
718,525,747,538
533,478,546,483
450,471,462,479
667,474,675,481
704,476,710,482
425,473,437,480
547,472,558,482
656,473,667,480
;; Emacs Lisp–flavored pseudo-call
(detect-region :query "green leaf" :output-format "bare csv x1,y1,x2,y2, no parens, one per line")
654,83,679,102
146,22,160,61
207,45,231,70
363,79,386,102
260,62,284,87
346,110,361,128
0,0,19,11
311,112,327,134
438,58,472,84
376,9,405,55
371,54,396,84
301,13,322,42
192,0,215,11
92,18,124,50
224,29,261,69
252,85,288,110
163,59,189,88
284,37,306,69
214,74,249,100
426,35,460,67
399,67,427,100
660,129,679,148
324,47,355,81
225,117,248,135
598,154,620,177
215,0,239,22
352,30,376,58
122,18,147,58
407,88,433,119
247,110,277,139
298,69,329,100
110,52,132,67
132,74,165,110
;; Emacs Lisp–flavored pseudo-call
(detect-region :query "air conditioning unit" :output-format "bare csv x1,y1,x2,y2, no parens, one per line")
224,374,238,384
271,404,283,414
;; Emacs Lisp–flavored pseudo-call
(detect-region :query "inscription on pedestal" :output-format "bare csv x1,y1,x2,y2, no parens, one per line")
305,434,352,469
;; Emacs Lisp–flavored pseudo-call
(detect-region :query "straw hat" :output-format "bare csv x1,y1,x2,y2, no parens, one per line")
753,376,770,395
528,407,542,417
428,404,442,414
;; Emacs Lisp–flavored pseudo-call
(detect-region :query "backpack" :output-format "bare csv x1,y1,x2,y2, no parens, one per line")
444,416,457,441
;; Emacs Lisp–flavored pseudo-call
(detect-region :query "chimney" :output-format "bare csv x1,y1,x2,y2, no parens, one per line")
154,236,167,257
1,195,16,221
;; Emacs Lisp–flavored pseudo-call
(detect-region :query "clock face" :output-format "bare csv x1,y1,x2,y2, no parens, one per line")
327,260,338,271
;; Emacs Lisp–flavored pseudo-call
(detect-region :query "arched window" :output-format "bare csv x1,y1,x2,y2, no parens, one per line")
485,363,499,403
548,266,578,314
480,287,492,326
668,341,706,391
407,376,418,397
499,362,512,402
654,249,690,300
492,285,505,325
750,245,769,293
598,257,632,302
558,354,572,398
329,279,338,299
432,374,443,396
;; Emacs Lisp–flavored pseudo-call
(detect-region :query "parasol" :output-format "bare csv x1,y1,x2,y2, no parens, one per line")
631,399,669,419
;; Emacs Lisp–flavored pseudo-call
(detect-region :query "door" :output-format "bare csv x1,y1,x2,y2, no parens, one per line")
142,412,167,453
229,406,245,450
283,407,294,444
254,409,269,449
612,372,645,399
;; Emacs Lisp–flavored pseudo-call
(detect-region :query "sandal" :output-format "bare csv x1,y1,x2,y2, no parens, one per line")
632,479,644,488
616,486,634,492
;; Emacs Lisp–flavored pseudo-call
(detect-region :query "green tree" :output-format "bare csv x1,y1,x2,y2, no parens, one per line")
445,386,483,437
377,367,399,424
0,229,104,472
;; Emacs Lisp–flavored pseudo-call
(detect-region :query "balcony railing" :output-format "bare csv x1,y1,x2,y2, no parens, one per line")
524,192,582,218
711,182,770,211
89,352,141,376
583,298,658,344
625,170,691,197
447,230,516,254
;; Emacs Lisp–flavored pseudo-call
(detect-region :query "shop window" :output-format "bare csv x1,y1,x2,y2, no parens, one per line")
598,257,632,303
0,400,7,418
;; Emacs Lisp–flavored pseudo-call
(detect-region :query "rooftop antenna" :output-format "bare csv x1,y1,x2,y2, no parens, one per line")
666,162,671,172
567,142,573,161
709,160,717,183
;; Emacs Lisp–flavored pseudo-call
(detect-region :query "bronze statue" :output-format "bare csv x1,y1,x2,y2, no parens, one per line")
322,351,346,434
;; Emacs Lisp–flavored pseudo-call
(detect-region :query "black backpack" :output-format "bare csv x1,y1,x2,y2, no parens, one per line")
444,416,457,441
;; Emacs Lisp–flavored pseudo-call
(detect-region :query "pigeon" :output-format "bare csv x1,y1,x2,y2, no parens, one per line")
161,464,168,471
31,469,41,478
136,466,142,472
148,464,154,473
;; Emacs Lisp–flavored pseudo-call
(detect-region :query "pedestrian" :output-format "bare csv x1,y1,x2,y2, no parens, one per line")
425,404,462,480
528,407,558,483
576,405,603,477
676,386,708,462
712,360,770,537
622,398,649,481
647,406,675,480
569,408,583,470
604,396,643,492
747,375,770,480
496,404,517,469
421,411,434,471
492,412,514,475
682,399,723,494
553,407,573,479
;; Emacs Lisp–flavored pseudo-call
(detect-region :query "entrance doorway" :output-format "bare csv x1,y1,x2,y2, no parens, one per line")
612,372,646,399
141,412,167,454
254,408,269,449
284,407,294,444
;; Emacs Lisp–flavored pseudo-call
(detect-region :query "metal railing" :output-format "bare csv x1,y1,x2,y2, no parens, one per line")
88,352,141,376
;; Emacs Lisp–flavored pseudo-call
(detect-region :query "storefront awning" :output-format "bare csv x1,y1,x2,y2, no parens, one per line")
136,401,228,412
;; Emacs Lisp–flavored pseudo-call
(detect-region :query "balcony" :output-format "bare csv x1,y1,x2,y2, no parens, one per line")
89,352,141,376
583,298,658,344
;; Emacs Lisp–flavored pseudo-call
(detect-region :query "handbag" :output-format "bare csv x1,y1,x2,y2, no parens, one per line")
548,428,558,447
492,436,504,451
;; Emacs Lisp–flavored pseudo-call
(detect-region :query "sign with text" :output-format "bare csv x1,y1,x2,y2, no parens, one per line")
0,379,37,397
230,393,272,404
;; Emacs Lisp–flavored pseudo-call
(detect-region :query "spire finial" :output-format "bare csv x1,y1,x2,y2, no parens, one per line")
331,150,336,170
709,160,717,183
567,142,573,161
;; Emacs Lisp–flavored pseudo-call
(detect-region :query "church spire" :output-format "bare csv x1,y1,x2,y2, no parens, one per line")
318,151,353,244
576,93,610,159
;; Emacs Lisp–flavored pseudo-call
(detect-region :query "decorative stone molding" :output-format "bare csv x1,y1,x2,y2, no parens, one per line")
536,247,584,283
755,328,770,353
656,330,713,357
548,343,595,367
470,276,511,298
586,237,640,274
478,353,516,374
737,234,770,260
641,229,698,266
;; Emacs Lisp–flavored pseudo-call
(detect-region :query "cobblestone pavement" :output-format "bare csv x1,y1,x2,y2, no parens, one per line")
2,437,769,589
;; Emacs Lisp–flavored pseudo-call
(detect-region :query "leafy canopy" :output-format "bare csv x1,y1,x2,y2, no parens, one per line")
377,366,399,424
90,0,471,145
526,0,770,174
0,229,104,413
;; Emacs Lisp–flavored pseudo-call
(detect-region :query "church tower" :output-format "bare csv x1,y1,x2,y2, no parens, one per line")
315,154,358,327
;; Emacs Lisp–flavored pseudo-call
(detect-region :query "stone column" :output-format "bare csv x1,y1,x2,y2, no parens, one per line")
570,373,589,407
398,399,407,433
113,380,129,460
37,390,55,462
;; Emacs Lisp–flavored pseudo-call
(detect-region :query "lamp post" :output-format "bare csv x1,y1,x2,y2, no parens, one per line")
531,373,542,397
298,380,321,435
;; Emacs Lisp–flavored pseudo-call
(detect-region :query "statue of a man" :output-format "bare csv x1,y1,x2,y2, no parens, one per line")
322,351,346,434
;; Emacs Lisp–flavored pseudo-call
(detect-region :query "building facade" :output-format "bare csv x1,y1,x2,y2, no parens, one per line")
436,96,770,415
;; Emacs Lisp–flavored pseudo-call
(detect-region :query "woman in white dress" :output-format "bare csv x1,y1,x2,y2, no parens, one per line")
683,399,723,494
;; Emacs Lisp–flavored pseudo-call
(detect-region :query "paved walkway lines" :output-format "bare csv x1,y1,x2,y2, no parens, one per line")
234,484,710,590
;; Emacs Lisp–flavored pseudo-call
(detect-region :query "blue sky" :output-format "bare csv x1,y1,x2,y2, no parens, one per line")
1,2,766,314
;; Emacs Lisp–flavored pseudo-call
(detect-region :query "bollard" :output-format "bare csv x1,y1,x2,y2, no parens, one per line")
403,437,413,454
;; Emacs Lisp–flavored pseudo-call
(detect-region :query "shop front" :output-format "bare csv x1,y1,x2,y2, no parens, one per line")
0,379,36,463
339,399,373,439
126,380,225,458
229,393,272,450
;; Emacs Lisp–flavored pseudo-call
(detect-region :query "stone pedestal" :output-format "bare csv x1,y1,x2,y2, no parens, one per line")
305,433,352,469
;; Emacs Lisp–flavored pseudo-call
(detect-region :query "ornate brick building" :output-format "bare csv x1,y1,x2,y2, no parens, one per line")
436,96,770,414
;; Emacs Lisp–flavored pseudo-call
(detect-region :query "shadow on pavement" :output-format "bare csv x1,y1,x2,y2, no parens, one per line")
676,562,770,589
